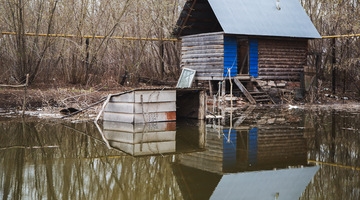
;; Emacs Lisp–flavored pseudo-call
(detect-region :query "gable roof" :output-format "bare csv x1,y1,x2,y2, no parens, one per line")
174,0,321,39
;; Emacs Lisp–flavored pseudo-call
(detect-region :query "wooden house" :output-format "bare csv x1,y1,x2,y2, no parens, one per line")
173,0,321,103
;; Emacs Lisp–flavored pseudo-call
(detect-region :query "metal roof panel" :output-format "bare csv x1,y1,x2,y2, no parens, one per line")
208,0,321,38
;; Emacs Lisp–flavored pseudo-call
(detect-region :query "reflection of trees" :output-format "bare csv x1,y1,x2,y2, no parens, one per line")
302,109,360,200
0,119,182,199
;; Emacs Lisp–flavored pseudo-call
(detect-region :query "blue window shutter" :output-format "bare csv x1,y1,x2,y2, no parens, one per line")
224,36,237,77
249,39,259,78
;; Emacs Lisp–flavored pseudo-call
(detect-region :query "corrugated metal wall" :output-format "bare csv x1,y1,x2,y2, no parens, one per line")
223,36,238,77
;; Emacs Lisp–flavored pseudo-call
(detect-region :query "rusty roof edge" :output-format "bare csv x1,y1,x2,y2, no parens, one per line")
109,87,206,97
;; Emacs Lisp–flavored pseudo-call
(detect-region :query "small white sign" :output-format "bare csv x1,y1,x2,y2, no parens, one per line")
176,68,196,88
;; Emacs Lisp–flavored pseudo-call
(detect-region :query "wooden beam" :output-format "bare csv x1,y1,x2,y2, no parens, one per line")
233,78,256,104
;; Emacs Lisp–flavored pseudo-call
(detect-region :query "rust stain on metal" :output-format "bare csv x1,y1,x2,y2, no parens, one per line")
166,122,177,131
166,111,176,121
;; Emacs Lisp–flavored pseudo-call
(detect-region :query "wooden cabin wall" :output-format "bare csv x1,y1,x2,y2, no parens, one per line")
257,38,308,81
181,32,224,80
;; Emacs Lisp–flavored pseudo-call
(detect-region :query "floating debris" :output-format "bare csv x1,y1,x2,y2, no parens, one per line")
60,107,79,115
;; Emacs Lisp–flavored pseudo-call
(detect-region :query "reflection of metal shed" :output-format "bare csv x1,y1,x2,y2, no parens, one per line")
173,0,321,102
102,120,206,156
103,121,177,156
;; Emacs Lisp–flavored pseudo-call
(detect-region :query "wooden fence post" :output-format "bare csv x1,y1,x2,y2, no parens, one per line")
22,74,29,117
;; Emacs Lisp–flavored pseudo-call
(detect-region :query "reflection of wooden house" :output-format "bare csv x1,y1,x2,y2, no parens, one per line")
176,124,224,173
174,122,318,199
210,166,319,199
173,164,319,200
239,127,307,170
174,155,319,200
176,124,307,173
173,0,321,102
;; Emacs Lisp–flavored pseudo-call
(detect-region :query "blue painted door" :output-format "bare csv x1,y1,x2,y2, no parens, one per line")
249,39,259,78
223,36,238,77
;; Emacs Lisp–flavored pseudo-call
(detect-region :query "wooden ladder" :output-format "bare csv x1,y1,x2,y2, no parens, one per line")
233,78,274,104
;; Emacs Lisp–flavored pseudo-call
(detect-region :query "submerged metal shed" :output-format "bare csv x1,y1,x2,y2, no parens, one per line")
102,88,206,123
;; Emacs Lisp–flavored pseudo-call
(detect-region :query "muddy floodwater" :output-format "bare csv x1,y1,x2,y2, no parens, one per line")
1,105,360,200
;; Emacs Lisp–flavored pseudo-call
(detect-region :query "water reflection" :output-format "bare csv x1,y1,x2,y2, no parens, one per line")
0,106,359,199
102,120,205,156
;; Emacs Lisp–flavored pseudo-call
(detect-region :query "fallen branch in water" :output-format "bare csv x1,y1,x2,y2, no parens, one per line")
61,96,107,119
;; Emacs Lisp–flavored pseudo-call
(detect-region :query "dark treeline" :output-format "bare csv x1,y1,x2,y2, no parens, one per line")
0,0,183,86
302,0,360,96
0,0,360,95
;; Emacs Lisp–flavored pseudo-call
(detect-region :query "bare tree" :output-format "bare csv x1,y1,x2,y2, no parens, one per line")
0,0,183,86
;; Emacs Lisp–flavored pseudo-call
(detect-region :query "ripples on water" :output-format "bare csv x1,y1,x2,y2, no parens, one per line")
0,106,359,200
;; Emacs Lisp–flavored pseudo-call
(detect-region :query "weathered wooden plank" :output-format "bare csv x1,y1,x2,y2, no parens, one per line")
234,78,256,104
260,50,306,55
259,59,306,64
180,64,221,70
104,102,176,113
182,37,223,44
259,72,301,77
104,130,176,143
103,121,176,132
259,68,304,72
195,76,224,80
182,41,223,47
181,62,223,67
181,52,224,59
256,38,308,80
181,69,223,77
258,75,300,80
103,111,176,123
198,90,206,120
188,72,223,78
181,45,223,51
259,57,306,62
180,65,222,70
182,57,223,63
181,48,224,55
181,31,223,40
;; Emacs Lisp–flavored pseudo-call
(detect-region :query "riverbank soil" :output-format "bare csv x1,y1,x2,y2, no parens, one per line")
0,83,359,115
0,84,129,113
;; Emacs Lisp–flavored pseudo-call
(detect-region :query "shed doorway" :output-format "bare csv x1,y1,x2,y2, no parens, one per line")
237,39,249,75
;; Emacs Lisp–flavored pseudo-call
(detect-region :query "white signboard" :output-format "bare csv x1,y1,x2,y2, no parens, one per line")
176,68,196,88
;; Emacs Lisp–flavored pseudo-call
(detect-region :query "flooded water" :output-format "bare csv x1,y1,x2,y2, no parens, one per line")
1,105,360,200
